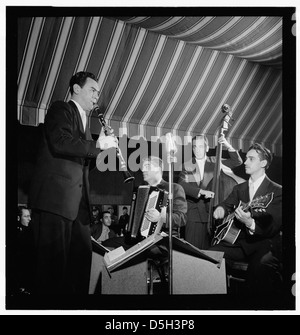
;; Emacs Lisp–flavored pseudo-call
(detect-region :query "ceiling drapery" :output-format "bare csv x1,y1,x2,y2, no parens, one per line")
17,16,282,156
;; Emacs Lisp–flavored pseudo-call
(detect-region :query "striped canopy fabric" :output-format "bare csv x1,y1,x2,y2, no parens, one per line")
17,15,284,156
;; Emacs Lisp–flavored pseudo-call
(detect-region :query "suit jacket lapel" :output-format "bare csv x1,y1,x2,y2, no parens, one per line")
193,158,201,185
253,176,271,199
201,159,214,189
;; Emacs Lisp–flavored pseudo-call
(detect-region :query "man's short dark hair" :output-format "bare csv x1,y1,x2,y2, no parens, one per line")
69,71,97,94
17,205,29,218
248,143,273,170
101,211,111,220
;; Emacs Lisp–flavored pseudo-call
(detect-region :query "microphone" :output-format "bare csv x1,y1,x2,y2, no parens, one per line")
165,132,177,154
93,105,106,126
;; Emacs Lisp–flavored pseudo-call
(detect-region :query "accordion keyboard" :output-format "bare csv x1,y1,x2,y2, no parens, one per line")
140,190,161,237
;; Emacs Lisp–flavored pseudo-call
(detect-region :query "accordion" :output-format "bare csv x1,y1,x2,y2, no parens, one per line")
127,185,168,240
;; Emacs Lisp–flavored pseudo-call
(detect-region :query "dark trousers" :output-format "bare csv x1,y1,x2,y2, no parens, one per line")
185,219,210,250
31,205,92,295
210,238,282,295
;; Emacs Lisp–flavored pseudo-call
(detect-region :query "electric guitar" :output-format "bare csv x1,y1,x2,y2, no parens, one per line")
212,192,274,245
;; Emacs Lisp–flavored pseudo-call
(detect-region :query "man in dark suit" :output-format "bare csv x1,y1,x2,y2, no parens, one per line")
142,155,187,236
209,143,282,296
103,155,187,248
29,71,118,295
178,134,243,249
140,155,187,284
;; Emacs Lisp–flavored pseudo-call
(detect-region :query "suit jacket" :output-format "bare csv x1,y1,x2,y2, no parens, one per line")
218,176,282,255
178,151,243,223
29,100,101,221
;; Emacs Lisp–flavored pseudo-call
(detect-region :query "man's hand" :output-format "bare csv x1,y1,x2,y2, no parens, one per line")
234,203,253,228
198,189,214,199
145,208,161,222
213,206,225,219
96,127,118,150
218,134,234,151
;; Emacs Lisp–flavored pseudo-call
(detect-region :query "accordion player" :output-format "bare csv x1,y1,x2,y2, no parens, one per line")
127,185,168,241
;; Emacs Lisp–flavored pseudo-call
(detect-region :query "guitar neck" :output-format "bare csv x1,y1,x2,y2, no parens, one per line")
223,200,251,223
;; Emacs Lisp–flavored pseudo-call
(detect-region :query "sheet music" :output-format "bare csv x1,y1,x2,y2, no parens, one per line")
91,236,111,254
103,233,164,272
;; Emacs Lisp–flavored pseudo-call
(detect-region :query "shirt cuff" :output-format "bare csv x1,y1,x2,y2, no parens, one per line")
248,219,256,234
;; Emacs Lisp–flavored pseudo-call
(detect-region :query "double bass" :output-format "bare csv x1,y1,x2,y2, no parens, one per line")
207,104,244,239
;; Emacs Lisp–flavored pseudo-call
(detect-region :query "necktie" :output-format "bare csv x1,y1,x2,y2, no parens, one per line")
249,182,255,201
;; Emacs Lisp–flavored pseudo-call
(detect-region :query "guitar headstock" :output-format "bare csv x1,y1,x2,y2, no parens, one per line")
250,192,274,209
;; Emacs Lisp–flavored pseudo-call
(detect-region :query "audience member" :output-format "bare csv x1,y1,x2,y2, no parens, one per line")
118,206,130,236
91,205,101,226
107,206,119,234
7,206,34,296
90,211,117,243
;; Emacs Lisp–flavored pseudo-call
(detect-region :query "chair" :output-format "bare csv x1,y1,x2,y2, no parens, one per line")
227,261,249,292
148,258,168,295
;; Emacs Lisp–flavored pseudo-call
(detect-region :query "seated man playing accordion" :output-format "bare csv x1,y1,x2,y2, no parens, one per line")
102,155,187,250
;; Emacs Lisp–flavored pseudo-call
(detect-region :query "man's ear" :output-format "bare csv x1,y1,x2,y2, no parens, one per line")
73,83,81,94
261,159,267,168
17,216,20,221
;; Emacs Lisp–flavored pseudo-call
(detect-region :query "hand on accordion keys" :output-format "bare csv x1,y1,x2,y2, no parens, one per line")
145,207,167,224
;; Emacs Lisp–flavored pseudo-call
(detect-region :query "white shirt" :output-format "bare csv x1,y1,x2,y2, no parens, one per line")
249,173,266,200
71,99,87,131
97,225,110,242
248,174,266,234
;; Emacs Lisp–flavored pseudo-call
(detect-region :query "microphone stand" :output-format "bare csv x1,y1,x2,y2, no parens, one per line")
167,148,177,295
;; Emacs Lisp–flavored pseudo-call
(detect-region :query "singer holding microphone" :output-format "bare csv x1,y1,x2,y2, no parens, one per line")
28,71,118,296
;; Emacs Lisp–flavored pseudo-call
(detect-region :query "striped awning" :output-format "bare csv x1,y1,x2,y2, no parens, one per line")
17,15,283,156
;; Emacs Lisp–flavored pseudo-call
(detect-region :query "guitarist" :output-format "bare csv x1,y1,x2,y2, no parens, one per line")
209,143,282,299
